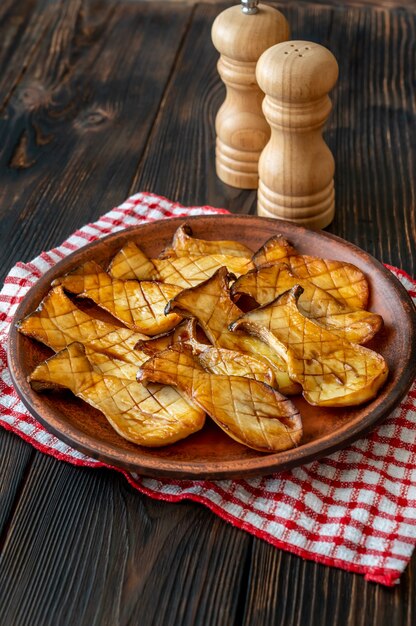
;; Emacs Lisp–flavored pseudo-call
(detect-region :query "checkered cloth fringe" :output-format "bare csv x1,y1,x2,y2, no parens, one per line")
1,192,415,586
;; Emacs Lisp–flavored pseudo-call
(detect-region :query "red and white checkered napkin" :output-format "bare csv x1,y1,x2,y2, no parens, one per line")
1,192,415,587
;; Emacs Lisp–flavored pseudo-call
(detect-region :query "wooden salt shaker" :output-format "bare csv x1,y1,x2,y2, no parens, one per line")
211,1,289,189
256,41,339,228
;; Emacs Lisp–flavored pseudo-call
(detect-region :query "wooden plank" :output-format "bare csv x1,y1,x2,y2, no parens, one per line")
0,0,194,606
0,0,63,111
0,453,250,626
325,5,415,274
0,0,193,283
0,3,251,625
240,4,416,624
242,540,415,626
0,431,33,539
274,1,415,274
0,0,82,547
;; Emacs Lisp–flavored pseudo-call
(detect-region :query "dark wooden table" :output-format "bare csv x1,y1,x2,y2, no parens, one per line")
0,0,415,624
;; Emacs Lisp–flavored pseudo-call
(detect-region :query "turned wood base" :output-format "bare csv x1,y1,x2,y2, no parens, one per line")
215,139,260,189
257,180,335,229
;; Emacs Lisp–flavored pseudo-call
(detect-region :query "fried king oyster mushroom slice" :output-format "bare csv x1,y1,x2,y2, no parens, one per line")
252,236,369,310
108,241,159,280
53,260,182,335
107,240,252,287
197,347,275,386
231,264,382,344
160,224,253,258
84,351,143,381
135,330,179,356
137,319,276,386
138,345,302,452
29,343,205,447
169,317,209,353
165,267,301,395
154,254,253,288
231,286,389,407
17,286,149,366
135,319,206,356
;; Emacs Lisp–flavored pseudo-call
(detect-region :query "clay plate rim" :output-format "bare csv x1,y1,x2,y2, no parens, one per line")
7,214,416,479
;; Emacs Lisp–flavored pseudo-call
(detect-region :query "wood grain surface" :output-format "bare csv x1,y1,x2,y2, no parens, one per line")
0,1,415,625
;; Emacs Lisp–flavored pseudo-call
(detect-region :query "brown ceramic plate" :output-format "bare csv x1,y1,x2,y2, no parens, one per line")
8,215,416,479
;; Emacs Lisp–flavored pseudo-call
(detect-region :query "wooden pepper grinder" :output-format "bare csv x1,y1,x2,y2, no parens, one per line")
211,1,289,189
256,41,339,228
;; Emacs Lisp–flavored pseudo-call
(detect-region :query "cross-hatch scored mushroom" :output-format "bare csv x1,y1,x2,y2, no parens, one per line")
109,239,253,287
20,222,389,451
137,345,302,452
53,260,183,335
230,286,388,407
29,342,205,446
231,263,382,344
252,235,369,309
160,224,253,258
164,267,301,395
136,319,276,386
18,285,148,365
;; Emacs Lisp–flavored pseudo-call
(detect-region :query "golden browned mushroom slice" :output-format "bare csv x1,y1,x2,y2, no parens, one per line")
165,267,301,395
135,319,205,356
53,260,182,335
252,236,369,309
135,331,178,356
138,345,302,452
107,240,252,287
19,289,205,416
17,286,148,366
85,350,143,380
108,241,159,280
29,343,205,447
174,319,276,384
231,263,382,344
153,254,253,288
252,235,297,266
197,347,275,386
160,224,253,258
170,317,208,352
231,286,388,407
137,319,276,386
